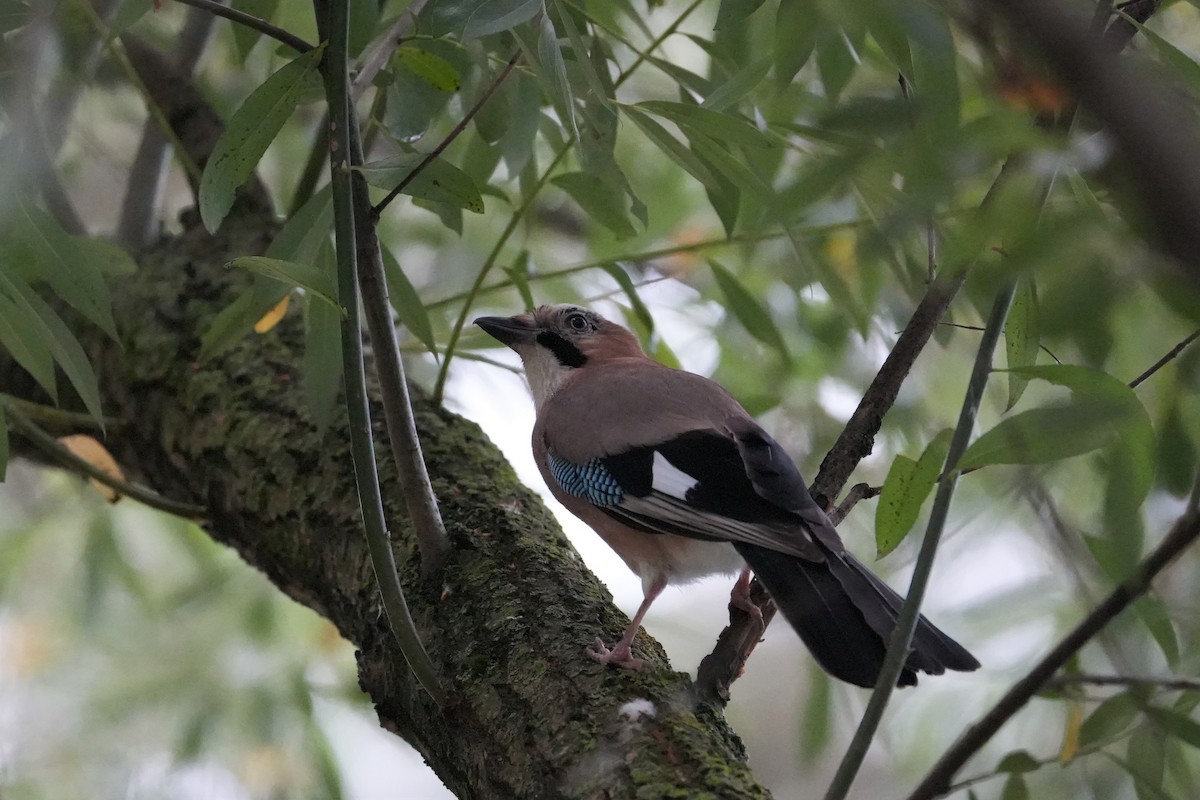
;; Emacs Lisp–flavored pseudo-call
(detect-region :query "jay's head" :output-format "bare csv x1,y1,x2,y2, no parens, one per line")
474,304,643,408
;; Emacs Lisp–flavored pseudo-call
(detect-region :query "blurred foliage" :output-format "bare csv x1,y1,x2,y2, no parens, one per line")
2,0,1200,797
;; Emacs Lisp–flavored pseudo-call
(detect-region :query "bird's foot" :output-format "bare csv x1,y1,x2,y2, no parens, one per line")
587,637,644,670
729,570,764,627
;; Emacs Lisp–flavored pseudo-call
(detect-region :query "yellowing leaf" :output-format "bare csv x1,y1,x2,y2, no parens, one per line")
58,434,124,502
824,229,857,283
254,293,291,333
1060,701,1083,762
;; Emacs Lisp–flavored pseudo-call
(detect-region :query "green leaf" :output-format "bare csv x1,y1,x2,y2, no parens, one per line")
462,0,543,39
1079,692,1139,747
0,270,104,426
1134,596,1180,666
959,365,1153,471
551,172,637,238
0,401,7,481
230,0,280,61
815,25,858,103
709,260,789,357
534,11,577,136
1005,276,1039,409
227,257,342,314
1128,725,1167,800
999,773,1028,800
1146,707,1200,751
690,133,775,201
702,56,772,112
622,105,720,191
775,0,818,85
599,263,653,333
355,155,484,213
380,247,438,356
715,0,765,28
503,251,536,311
996,750,1040,773
1120,12,1200,97
876,428,953,557
199,44,326,232
0,286,57,402
12,202,117,339
303,244,343,434
635,100,775,150
393,46,461,92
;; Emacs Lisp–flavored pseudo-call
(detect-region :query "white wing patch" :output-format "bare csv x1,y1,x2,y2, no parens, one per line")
650,452,697,499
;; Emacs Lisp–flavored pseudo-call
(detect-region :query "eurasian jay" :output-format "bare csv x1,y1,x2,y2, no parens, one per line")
475,304,979,687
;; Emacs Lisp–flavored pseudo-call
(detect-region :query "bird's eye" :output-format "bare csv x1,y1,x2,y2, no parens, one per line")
566,312,590,332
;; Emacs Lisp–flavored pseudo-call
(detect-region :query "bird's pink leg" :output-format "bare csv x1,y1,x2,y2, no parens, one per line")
589,575,667,670
729,566,763,626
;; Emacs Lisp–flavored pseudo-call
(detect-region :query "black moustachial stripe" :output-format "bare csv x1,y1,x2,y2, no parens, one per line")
537,331,587,367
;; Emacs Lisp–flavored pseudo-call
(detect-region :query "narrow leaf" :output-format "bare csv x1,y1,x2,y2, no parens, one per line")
702,56,772,112
58,434,124,501
1146,707,1200,751
230,0,280,61
0,271,103,425
393,46,461,91
1079,692,1139,747
13,202,117,339
599,263,653,333
227,256,342,314
709,260,789,357
0,288,57,402
380,247,438,356
623,105,720,190
775,0,818,84
1005,276,1039,409
199,44,326,232
552,172,637,238
876,429,953,556
254,293,291,334
636,100,775,150
355,155,484,213
463,0,543,39
0,401,8,481
715,0,765,28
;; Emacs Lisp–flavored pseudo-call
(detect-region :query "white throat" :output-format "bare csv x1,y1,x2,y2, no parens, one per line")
518,345,575,410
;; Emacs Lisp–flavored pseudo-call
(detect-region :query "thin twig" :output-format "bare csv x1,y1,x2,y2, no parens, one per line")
314,0,443,705
829,483,879,525
172,0,313,54
371,51,522,218
3,402,206,519
1129,328,1200,388
348,104,451,575
0,394,119,431
1045,673,1200,693
824,282,1017,800
905,505,1200,800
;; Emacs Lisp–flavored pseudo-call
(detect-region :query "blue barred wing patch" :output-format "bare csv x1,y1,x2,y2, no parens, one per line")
548,453,624,507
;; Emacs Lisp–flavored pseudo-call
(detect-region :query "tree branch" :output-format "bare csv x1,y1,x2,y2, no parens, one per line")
905,505,1200,800
171,0,314,54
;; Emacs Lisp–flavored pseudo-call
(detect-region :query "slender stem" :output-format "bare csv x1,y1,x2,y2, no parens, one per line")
824,282,1016,800
348,107,451,575
3,402,206,519
372,51,522,217
1045,673,1200,693
172,0,314,54
0,394,118,431
431,141,570,403
1129,328,1200,388
316,0,443,705
905,504,1200,800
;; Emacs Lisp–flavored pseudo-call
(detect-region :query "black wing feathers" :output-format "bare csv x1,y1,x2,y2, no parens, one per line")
596,422,979,686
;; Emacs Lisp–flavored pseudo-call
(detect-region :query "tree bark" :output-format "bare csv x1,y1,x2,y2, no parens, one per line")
0,208,771,798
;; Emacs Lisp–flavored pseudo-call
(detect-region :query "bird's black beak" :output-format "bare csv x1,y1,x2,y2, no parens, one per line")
474,315,539,349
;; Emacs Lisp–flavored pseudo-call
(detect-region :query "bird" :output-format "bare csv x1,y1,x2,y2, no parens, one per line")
474,303,979,687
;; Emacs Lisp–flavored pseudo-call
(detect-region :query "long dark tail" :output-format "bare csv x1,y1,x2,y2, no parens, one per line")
735,542,980,688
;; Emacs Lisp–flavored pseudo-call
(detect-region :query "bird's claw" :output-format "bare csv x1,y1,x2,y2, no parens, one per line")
587,636,644,670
